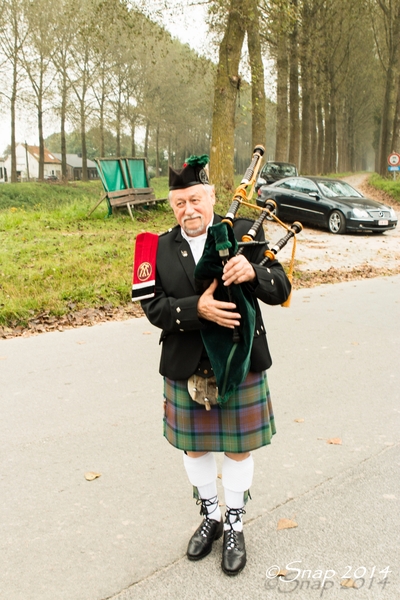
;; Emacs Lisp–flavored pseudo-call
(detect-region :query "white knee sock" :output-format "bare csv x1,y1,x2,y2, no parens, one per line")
183,452,221,522
222,454,254,531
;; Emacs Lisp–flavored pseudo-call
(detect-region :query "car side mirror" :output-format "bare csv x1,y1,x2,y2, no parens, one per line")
308,191,320,200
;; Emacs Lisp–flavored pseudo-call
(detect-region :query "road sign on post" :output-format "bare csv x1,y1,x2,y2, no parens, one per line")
387,152,400,166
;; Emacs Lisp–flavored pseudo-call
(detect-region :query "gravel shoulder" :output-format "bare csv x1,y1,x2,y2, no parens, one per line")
265,173,400,277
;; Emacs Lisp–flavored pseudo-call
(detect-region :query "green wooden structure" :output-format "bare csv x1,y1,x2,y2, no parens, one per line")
89,157,161,219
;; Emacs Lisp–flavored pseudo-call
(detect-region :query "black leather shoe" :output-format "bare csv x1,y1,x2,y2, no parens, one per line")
221,507,247,575
187,516,223,560
221,527,246,575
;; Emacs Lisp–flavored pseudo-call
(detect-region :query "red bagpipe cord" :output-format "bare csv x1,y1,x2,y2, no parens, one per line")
132,232,159,301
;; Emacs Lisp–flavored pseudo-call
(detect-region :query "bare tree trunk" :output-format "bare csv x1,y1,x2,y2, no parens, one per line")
391,73,400,152
60,79,67,180
99,98,105,157
348,113,356,171
131,121,136,157
288,0,300,166
210,0,246,193
144,120,149,158
330,100,337,173
378,63,395,175
316,99,324,174
11,65,18,182
275,33,289,161
155,124,160,177
38,62,44,181
246,0,266,150
323,98,331,174
309,85,317,174
38,98,44,180
116,87,122,157
300,65,311,173
80,99,88,181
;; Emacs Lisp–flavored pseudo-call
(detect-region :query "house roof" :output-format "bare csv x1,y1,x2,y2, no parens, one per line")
26,145,62,164
53,153,97,168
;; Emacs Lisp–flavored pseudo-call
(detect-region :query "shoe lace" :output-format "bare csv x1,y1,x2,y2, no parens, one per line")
196,496,220,538
196,496,218,537
196,495,219,517
224,507,246,550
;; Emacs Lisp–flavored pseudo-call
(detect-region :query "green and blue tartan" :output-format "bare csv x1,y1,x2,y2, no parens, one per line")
163,371,276,453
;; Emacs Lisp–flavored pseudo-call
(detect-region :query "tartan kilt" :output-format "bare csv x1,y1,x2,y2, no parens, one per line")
163,371,276,453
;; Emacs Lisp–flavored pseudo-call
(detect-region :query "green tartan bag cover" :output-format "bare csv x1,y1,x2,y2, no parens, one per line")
194,221,256,404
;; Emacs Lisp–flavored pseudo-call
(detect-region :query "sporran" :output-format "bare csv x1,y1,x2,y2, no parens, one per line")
187,358,218,411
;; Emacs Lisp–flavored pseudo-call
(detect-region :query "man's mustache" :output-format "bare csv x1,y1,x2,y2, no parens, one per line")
183,214,202,222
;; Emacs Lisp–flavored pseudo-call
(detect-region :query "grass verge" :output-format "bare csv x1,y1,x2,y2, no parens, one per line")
0,179,175,328
367,173,400,204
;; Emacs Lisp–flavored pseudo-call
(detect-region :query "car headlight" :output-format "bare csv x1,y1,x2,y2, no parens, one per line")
389,207,397,220
352,207,370,219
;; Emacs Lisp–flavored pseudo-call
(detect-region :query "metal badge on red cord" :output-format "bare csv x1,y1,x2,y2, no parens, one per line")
132,232,159,301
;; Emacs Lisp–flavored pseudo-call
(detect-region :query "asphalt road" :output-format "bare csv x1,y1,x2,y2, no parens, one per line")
1,275,399,600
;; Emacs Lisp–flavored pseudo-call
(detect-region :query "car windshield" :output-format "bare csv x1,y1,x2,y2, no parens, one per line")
317,180,363,198
264,163,297,177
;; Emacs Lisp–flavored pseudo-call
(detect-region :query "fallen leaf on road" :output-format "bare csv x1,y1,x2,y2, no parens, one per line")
341,578,356,588
85,472,101,481
327,438,342,445
143,331,152,335
277,569,288,577
294,418,305,423
277,518,298,530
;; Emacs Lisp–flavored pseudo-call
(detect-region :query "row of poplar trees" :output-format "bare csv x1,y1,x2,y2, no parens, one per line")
210,0,400,191
0,0,215,182
2,0,400,187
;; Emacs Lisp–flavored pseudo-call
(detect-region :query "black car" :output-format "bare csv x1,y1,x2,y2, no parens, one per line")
257,176,398,234
255,161,298,190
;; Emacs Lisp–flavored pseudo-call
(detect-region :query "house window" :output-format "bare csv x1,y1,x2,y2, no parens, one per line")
0,167,3,179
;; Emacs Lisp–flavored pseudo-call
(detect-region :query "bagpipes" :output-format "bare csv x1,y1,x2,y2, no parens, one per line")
193,145,302,404
131,146,303,405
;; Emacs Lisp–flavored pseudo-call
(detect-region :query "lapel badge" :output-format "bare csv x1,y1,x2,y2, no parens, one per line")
181,250,188,257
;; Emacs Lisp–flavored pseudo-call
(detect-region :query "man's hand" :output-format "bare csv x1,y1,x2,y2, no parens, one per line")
197,279,241,328
221,255,256,286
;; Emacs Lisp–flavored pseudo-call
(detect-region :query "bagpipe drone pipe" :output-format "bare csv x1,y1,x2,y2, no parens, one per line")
193,145,303,404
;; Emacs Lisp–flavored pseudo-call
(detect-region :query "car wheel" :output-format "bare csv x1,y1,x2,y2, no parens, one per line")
328,210,346,234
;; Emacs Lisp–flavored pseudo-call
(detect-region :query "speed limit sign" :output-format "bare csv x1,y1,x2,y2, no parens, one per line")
388,152,400,166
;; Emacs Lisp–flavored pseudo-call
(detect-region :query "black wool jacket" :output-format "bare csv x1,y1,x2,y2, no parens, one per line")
141,214,292,380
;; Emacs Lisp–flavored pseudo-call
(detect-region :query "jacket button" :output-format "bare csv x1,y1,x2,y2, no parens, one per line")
176,319,181,324
176,307,181,313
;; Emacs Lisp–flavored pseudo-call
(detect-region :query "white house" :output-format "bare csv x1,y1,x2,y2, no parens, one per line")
52,153,99,180
4,144,62,181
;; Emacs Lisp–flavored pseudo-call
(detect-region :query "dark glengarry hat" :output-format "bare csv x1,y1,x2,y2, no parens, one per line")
169,154,209,190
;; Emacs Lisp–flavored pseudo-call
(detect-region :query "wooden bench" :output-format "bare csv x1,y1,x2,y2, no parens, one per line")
88,157,166,220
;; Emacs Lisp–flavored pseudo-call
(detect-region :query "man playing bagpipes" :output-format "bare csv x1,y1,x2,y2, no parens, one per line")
135,154,291,576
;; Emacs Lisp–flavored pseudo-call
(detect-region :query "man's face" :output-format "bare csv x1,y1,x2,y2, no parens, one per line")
169,184,215,237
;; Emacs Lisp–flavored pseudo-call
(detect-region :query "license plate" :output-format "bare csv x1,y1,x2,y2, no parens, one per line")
378,220,388,226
